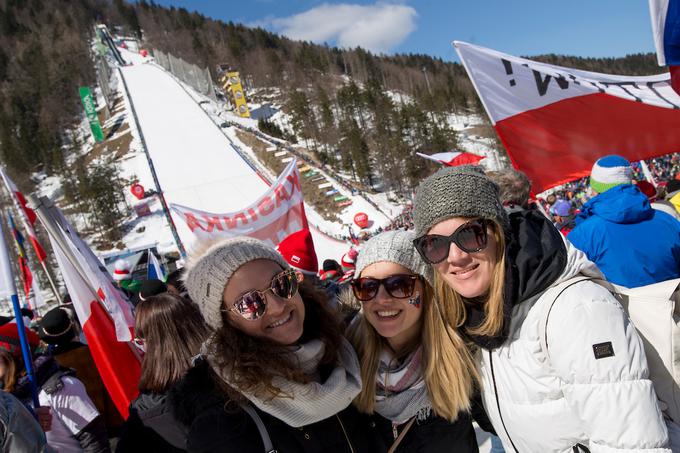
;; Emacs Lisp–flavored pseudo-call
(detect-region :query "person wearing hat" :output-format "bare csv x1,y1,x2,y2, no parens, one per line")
174,236,378,452
338,248,359,284
39,307,122,433
0,322,111,453
411,165,670,452
346,230,486,452
569,155,680,287
550,199,575,236
276,229,319,277
130,279,168,308
112,259,141,295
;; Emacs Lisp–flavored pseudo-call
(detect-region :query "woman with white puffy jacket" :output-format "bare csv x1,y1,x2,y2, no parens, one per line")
411,165,671,452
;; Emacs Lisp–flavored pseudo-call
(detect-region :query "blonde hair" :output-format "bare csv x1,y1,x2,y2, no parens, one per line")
347,282,479,421
434,221,507,338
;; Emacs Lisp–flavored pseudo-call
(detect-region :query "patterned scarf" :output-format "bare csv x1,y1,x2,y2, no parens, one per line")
209,337,362,427
375,346,431,425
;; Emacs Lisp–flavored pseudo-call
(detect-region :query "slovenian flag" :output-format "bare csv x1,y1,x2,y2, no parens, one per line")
146,249,166,281
650,0,680,94
416,151,485,167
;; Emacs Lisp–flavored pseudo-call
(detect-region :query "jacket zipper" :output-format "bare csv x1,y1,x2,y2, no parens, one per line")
489,350,521,453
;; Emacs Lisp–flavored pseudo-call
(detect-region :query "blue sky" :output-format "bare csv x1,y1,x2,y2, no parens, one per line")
150,1,656,62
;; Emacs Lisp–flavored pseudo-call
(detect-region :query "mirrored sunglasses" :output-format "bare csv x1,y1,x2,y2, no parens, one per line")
223,269,302,321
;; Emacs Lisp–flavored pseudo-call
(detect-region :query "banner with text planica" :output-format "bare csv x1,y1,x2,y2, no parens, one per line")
170,159,308,246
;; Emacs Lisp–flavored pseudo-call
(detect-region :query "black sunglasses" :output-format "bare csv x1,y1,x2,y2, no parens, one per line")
351,274,421,302
222,269,302,321
413,219,489,265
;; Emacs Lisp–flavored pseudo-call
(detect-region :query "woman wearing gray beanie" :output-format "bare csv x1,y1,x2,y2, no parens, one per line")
171,236,378,452
346,230,487,453
411,165,670,452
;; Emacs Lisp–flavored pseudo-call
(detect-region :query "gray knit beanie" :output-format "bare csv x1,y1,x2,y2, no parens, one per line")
413,165,509,238
354,230,433,286
183,236,289,330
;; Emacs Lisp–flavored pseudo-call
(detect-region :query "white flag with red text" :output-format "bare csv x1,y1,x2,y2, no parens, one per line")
170,159,308,246
454,41,680,192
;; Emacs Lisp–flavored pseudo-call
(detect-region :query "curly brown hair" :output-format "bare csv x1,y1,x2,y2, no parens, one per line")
210,279,343,402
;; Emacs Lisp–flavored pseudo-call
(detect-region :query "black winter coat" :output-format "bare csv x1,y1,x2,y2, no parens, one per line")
368,411,479,453
169,359,380,453
116,392,187,453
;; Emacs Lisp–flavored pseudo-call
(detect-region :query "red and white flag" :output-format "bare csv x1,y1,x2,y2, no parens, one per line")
416,151,485,167
48,210,140,417
0,168,47,262
170,159,309,247
649,0,680,95
454,41,680,193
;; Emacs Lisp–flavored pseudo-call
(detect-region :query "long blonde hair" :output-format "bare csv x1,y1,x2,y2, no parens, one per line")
434,220,507,338
347,282,479,421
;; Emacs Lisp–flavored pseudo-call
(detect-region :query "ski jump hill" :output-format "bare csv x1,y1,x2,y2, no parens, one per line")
119,57,350,262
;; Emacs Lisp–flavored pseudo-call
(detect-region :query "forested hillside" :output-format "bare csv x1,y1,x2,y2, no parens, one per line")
0,0,664,195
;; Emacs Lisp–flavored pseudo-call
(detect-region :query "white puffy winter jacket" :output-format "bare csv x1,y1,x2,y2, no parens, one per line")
478,241,670,452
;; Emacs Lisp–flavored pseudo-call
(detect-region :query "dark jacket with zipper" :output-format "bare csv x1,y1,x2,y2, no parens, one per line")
368,410,480,453
169,358,380,453
116,392,187,453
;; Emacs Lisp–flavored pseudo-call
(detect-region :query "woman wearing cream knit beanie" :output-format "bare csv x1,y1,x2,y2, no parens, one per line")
176,236,378,452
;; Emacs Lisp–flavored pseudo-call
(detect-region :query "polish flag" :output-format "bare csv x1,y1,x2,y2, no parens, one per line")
454,41,680,193
416,151,485,167
0,168,47,262
47,208,140,417
649,0,680,95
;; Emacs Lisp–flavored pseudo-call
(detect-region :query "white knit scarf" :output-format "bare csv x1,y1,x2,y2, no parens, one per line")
209,337,362,427
375,346,432,425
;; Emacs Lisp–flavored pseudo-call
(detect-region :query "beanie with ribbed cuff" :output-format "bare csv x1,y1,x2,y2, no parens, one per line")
589,155,632,194
183,236,289,330
413,165,509,238
354,230,433,286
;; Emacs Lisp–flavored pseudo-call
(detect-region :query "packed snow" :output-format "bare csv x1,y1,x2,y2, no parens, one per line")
118,57,381,262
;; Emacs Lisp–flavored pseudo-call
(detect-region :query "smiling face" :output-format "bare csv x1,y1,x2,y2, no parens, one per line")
222,259,305,345
429,217,499,299
360,262,424,353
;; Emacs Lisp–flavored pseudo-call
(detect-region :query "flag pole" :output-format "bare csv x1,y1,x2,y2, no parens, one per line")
0,171,60,301
29,195,142,364
0,211,39,407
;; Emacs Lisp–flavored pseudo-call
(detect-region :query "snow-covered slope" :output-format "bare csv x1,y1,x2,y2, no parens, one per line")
119,61,354,261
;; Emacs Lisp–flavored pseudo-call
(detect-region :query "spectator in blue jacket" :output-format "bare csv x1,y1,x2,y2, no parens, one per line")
569,154,680,288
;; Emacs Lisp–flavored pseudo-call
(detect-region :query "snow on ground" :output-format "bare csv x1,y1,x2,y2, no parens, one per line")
115,45,499,264
118,60,366,262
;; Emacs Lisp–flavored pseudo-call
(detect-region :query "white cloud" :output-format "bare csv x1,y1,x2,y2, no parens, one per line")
254,2,417,54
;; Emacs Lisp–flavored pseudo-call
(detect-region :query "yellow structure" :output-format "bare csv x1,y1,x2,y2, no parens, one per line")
221,71,250,118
